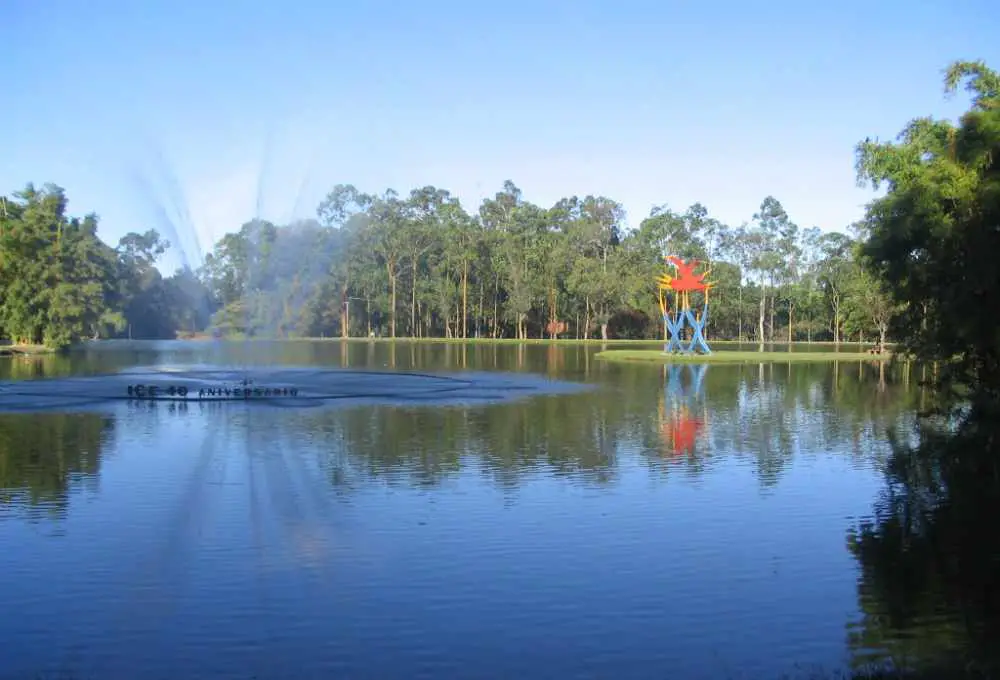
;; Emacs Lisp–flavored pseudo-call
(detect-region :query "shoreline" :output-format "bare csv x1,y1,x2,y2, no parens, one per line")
87,336,895,348
0,344,54,356
595,349,892,364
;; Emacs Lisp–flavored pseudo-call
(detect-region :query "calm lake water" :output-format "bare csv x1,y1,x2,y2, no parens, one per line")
0,341,926,680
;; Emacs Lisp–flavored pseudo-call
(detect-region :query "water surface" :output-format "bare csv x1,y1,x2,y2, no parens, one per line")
0,341,925,679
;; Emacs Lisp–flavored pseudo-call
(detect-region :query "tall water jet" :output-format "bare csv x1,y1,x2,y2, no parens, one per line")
128,138,206,273
225,116,338,352
125,119,314,378
119,135,220,344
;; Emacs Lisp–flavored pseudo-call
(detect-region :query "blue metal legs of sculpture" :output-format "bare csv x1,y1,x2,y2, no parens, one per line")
662,303,712,355
664,362,708,402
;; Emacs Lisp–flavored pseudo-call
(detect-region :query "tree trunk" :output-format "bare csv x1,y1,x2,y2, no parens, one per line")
769,294,776,342
737,286,744,342
461,261,469,339
492,275,500,339
410,257,418,337
477,277,484,338
387,260,397,338
548,287,558,339
341,285,350,339
787,304,794,344
758,289,766,351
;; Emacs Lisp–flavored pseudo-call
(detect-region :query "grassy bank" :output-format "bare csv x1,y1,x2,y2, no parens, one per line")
192,334,891,348
312,337,666,345
183,335,671,345
595,349,891,364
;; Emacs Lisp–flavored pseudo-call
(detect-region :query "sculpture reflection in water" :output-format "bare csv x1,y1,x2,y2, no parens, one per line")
658,363,709,459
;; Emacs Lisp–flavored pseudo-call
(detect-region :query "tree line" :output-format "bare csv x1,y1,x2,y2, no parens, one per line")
0,186,212,348
8,59,994,354
0,181,893,350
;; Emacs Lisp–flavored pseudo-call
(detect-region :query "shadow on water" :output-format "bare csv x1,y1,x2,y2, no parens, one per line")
844,401,1000,679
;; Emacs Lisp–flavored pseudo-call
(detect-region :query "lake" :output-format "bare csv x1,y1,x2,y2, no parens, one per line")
0,340,927,679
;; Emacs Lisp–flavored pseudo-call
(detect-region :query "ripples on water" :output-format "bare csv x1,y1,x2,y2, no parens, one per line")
0,342,929,679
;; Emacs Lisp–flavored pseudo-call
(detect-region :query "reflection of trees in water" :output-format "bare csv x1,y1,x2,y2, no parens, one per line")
0,354,74,380
637,361,918,488
846,409,1000,676
270,359,921,494
0,354,922,523
0,351,141,380
298,394,626,491
0,413,112,520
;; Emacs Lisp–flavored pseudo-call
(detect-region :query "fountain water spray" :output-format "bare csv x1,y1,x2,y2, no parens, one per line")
127,138,206,272
0,118,594,411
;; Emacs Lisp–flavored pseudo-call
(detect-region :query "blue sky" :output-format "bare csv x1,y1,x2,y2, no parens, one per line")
4,0,999,271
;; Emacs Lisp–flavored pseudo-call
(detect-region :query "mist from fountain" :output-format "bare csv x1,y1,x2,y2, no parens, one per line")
0,121,593,412
127,120,323,375
128,138,206,272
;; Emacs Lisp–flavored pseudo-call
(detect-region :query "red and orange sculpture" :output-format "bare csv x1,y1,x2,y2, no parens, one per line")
656,256,714,354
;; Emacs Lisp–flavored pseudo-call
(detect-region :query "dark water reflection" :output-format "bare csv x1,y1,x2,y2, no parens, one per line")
0,341,947,679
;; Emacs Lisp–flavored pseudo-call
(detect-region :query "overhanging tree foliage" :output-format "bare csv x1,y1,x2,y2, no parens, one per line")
847,60,1000,675
856,59,1000,403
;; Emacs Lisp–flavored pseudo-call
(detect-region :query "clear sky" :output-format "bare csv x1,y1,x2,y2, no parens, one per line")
4,0,999,271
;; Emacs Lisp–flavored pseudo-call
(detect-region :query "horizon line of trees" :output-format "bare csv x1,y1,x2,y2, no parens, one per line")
9,58,994,354
0,183,893,350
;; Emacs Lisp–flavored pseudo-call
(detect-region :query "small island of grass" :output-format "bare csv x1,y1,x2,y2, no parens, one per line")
594,349,892,364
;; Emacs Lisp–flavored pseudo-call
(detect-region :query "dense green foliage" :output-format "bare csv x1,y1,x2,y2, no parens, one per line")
0,184,212,348
197,187,895,345
857,59,1000,403
847,60,1000,675
1,178,895,349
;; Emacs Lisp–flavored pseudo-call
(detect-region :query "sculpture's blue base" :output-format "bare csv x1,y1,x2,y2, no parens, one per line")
663,306,712,355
